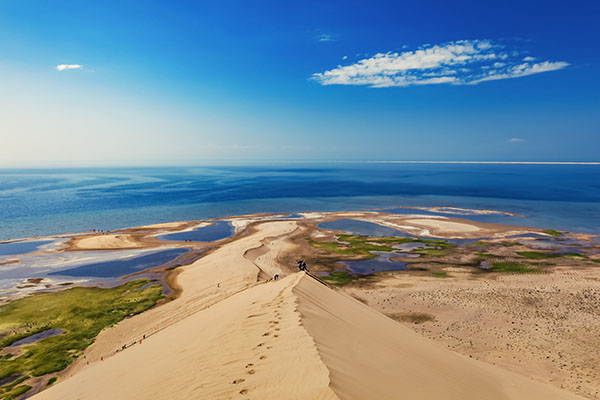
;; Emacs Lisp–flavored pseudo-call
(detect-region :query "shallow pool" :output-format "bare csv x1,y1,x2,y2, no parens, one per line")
319,219,414,237
158,221,234,242
339,251,409,274
0,240,53,256
49,248,189,278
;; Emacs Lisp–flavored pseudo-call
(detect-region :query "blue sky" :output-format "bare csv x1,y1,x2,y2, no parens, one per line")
0,0,599,165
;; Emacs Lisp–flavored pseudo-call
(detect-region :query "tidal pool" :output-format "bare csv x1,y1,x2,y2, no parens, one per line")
158,221,234,242
339,251,409,274
7,328,64,347
49,248,189,278
319,219,414,237
0,240,53,256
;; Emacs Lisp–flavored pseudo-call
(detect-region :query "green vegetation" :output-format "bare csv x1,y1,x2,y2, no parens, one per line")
46,376,57,386
517,251,585,260
499,241,519,247
321,271,358,285
386,312,435,324
308,234,452,259
474,241,493,247
0,280,163,384
543,229,563,237
476,251,491,258
432,271,449,278
0,375,30,400
517,251,560,260
307,235,393,259
1,384,31,400
491,262,542,274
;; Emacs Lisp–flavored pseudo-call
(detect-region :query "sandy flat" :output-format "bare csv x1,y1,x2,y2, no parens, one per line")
404,218,481,233
70,234,141,249
34,219,584,400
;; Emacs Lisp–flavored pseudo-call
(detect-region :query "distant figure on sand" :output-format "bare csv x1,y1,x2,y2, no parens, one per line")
297,260,309,272
274,274,279,280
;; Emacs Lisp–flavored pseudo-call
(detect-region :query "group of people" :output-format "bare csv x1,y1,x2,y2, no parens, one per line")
297,259,309,272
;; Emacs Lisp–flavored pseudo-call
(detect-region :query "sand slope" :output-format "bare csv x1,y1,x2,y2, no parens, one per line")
295,275,582,400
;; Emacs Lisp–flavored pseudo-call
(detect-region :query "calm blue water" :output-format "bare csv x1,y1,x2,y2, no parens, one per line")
0,240,53,255
1,164,599,240
158,221,234,242
339,252,410,274
319,219,414,237
48,248,189,278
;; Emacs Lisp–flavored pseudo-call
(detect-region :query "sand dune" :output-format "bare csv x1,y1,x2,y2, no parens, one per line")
70,234,141,249
34,220,582,399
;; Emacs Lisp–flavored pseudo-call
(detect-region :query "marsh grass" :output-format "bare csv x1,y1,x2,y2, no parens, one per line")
432,271,449,278
491,262,542,274
0,280,163,385
1,384,31,400
321,271,357,285
543,229,563,237
517,251,584,260
308,235,452,259
386,312,435,324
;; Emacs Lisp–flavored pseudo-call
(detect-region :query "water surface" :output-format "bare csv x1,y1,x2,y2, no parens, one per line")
319,219,414,237
0,240,53,256
49,248,188,278
159,221,234,242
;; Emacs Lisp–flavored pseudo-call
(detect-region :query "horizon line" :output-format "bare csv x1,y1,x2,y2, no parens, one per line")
0,160,599,169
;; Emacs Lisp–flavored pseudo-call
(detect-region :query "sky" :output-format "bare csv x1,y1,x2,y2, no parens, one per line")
0,0,599,166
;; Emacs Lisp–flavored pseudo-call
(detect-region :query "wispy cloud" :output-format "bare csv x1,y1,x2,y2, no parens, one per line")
508,137,525,143
312,40,568,87
56,64,83,71
318,34,334,42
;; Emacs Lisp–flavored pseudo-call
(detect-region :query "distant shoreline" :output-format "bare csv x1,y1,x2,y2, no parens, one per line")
349,161,600,165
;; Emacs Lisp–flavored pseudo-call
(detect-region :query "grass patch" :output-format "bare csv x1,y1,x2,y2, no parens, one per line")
308,235,452,259
517,251,585,260
543,229,563,237
1,384,31,400
491,262,541,274
562,253,586,259
0,280,163,382
386,312,435,324
46,376,57,386
474,241,493,247
517,251,560,260
308,235,394,259
321,271,357,285
432,271,449,278
476,251,491,258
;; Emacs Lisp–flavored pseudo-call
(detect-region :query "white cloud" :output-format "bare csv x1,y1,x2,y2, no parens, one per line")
508,137,525,143
342,55,348,60
56,64,82,71
318,34,334,42
523,56,536,61
312,40,568,87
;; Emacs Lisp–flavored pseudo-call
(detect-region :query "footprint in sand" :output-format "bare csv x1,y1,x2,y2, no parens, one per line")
260,355,267,360
274,334,279,338
263,332,270,336
240,389,249,394
274,328,280,331
245,363,254,368
255,342,265,348
232,378,245,384
247,369,256,375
